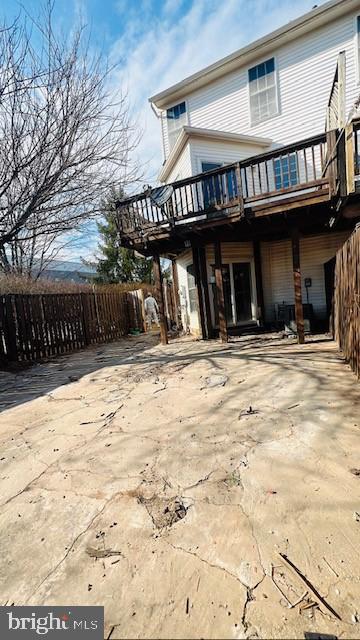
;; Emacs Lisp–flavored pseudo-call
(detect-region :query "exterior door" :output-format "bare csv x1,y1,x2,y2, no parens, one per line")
201,162,222,208
211,261,253,326
233,262,252,322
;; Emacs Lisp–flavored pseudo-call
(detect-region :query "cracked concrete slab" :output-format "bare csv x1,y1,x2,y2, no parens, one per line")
0,332,360,639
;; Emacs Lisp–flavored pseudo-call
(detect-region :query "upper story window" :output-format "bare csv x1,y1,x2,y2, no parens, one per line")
248,58,278,125
167,101,186,150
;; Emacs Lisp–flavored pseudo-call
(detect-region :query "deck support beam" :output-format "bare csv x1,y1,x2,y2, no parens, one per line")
192,246,210,340
199,247,213,339
153,254,168,345
171,259,183,332
214,240,228,343
291,229,305,344
253,239,265,325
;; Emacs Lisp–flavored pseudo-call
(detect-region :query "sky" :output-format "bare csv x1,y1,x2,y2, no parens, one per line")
0,0,328,261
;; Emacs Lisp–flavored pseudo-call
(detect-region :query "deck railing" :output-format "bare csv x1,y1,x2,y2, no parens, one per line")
117,132,330,239
240,133,327,200
326,51,346,130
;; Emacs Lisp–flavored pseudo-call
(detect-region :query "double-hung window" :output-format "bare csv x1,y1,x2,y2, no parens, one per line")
167,101,186,150
248,58,278,125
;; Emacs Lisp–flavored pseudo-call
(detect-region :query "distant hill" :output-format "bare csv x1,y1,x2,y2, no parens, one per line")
36,260,96,283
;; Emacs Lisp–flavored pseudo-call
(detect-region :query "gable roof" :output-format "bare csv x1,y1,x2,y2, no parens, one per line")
159,126,272,182
150,0,357,109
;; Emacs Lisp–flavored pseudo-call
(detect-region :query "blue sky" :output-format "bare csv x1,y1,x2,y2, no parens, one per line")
0,0,328,260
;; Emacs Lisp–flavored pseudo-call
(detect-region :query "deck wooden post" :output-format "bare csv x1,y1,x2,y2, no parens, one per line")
192,246,207,340
326,128,338,197
214,240,228,343
199,246,213,339
253,239,265,325
291,230,305,345
171,259,183,331
153,254,168,345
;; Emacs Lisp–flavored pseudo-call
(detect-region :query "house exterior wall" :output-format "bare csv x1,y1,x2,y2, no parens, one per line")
166,141,192,182
161,9,360,162
176,231,351,335
189,138,268,176
261,231,351,322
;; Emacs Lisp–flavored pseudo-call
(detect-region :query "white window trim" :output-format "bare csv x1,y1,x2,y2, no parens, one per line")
199,158,224,174
190,159,224,212
178,254,199,333
247,55,280,127
207,258,258,328
166,99,189,152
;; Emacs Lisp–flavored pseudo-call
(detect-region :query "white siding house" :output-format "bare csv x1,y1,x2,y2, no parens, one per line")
152,0,360,182
144,0,360,336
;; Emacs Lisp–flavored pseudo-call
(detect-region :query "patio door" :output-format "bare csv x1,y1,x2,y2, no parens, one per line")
211,261,253,326
233,262,252,322
201,162,222,208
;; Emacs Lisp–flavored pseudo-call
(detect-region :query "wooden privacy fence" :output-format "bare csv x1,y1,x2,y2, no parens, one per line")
334,225,360,378
163,281,180,331
0,290,145,364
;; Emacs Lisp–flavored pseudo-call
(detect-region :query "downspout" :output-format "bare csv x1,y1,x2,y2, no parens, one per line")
150,102,166,165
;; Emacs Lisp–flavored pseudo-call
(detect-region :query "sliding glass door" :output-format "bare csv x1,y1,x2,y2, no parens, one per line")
211,261,254,326
233,262,252,322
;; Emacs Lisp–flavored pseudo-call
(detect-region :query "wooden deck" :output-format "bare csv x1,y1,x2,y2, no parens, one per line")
116,131,341,251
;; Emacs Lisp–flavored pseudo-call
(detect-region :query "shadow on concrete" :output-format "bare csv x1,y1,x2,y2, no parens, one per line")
0,332,356,416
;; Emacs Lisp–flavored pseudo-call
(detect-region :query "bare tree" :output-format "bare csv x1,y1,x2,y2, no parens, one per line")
0,2,139,274
2,224,87,278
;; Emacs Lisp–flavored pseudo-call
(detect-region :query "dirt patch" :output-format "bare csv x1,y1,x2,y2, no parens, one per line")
139,495,188,529
223,471,242,487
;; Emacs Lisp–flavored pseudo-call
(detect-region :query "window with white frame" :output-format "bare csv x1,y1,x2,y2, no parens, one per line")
167,101,186,150
248,58,278,125
186,264,197,313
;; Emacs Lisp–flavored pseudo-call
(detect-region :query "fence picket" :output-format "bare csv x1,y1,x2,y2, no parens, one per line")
335,226,360,378
0,290,144,364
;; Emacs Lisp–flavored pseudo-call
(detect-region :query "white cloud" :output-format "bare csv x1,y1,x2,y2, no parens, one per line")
57,0,329,262
109,0,328,184
163,0,184,16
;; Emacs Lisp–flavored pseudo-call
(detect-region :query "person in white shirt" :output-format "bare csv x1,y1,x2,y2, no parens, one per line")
144,293,160,329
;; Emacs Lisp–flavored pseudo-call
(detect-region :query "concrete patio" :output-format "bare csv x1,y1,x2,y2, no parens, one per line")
0,333,359,639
